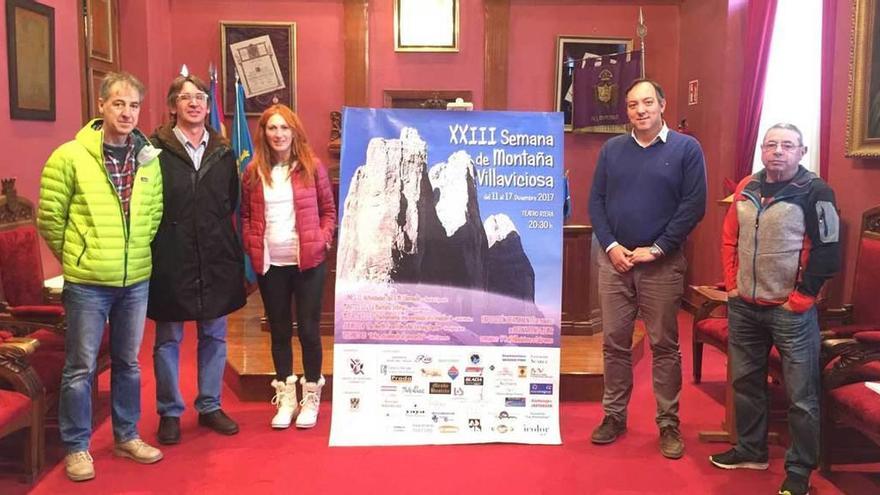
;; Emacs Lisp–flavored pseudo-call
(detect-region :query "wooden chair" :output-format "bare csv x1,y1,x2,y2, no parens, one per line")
0,333,44,482
691,284,729,384
819,205,880,472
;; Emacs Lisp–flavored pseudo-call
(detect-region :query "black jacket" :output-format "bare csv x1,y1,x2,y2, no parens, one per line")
147,123,246,321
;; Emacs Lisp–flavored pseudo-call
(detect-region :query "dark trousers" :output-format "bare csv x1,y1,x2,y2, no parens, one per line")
256,263,327,382
727,297,821,477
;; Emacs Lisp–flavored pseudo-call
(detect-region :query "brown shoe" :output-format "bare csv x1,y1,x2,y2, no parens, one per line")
198,409,239,435
113,438,163,464
659,425,684,459
65,451,95,482
591,416,626,444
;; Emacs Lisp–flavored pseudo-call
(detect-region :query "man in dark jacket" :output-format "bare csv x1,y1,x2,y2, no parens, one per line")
148,74,246,444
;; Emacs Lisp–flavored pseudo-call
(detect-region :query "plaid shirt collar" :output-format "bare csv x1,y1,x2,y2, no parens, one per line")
103,135,137,220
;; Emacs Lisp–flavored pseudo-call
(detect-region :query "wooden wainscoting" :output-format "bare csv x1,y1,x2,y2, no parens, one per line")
561,225,601,335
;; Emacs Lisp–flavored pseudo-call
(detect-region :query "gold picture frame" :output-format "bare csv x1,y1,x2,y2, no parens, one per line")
6,0,55,121
220,21,296,116
394,0,459,52
555,36,632,133
847,0,880,156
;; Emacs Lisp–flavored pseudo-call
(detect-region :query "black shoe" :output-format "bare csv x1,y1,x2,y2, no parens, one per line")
659,425,684,459
709,448,769,470
778,472,810,495
157,416,180,445
591,416,626,444
198,409,239,435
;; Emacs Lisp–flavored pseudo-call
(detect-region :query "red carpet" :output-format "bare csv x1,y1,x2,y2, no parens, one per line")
1,313,877,494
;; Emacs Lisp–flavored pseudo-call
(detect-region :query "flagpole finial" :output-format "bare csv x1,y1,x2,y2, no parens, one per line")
637,8,647,38
637,8,647,78
180,64,189,77
208,62,216,80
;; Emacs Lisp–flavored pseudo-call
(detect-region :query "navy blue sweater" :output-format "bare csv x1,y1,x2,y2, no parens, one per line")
589,130,707,253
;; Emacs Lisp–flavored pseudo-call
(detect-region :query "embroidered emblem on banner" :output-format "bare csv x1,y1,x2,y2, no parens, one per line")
594,68,617,106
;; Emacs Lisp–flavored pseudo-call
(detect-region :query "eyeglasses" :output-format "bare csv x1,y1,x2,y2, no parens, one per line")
177,93,208,103
761,141,801,152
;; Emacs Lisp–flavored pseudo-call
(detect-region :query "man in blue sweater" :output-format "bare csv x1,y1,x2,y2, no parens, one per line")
588,79,707,459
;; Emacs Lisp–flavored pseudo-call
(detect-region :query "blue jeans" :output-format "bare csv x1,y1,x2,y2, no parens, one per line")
727,297,821,478
59,281,149,453
153,317,228,416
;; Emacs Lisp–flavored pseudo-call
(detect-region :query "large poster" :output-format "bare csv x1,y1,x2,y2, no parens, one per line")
330,108,564,446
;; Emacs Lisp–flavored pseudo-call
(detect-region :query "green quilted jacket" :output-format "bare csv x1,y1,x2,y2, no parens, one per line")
37,119,163,287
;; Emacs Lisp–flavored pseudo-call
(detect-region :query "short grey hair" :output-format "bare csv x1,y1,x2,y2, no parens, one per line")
765,123,804,146
99,71,146,102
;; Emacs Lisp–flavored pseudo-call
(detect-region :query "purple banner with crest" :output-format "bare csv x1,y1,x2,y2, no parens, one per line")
572,51,641,130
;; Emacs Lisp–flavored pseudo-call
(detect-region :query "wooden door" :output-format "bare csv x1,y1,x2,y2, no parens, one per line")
79,0,120,121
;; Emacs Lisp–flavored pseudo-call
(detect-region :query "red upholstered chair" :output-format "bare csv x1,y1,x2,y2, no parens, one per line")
821,205,880,339
0,178,110,424
0,179,63,323
820,205,880,472
821,335,880,472
0,331,45,483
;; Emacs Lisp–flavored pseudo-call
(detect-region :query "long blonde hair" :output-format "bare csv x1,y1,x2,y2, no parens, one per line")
247,104,317,187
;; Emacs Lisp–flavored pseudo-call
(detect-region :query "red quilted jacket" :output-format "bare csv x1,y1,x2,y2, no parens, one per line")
240,163,337,273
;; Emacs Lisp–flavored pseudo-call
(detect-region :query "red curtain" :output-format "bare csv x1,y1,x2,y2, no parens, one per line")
820,0,837,179
734,0,779,181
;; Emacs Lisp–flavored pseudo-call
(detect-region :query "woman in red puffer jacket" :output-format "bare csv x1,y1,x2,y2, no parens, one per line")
240,104,336,430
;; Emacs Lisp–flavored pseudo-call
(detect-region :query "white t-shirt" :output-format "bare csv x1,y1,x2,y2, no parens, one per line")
262,164,299,270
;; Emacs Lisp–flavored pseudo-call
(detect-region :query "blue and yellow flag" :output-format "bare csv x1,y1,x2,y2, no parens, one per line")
232,78,257,284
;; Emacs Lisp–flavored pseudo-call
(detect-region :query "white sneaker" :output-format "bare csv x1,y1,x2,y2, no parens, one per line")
295,375,325,429
270,375,299,429
65,450,95,482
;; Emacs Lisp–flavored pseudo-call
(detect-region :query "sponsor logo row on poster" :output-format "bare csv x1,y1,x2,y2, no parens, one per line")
333,345,558,440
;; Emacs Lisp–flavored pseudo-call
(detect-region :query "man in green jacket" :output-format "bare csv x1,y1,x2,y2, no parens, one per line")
37,71,165,482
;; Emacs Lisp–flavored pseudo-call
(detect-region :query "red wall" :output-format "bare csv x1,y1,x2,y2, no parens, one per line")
0,0,83,278
369,0,486,108
119,0,173,133
4,0,878,305
675,0,746,288
508,1,681,227
121,0,345,167
171,1,344,167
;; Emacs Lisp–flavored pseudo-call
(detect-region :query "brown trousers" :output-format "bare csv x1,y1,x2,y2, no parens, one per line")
597,248,687,428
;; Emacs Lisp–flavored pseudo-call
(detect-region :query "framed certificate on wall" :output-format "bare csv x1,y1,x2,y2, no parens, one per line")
220,21,296,116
